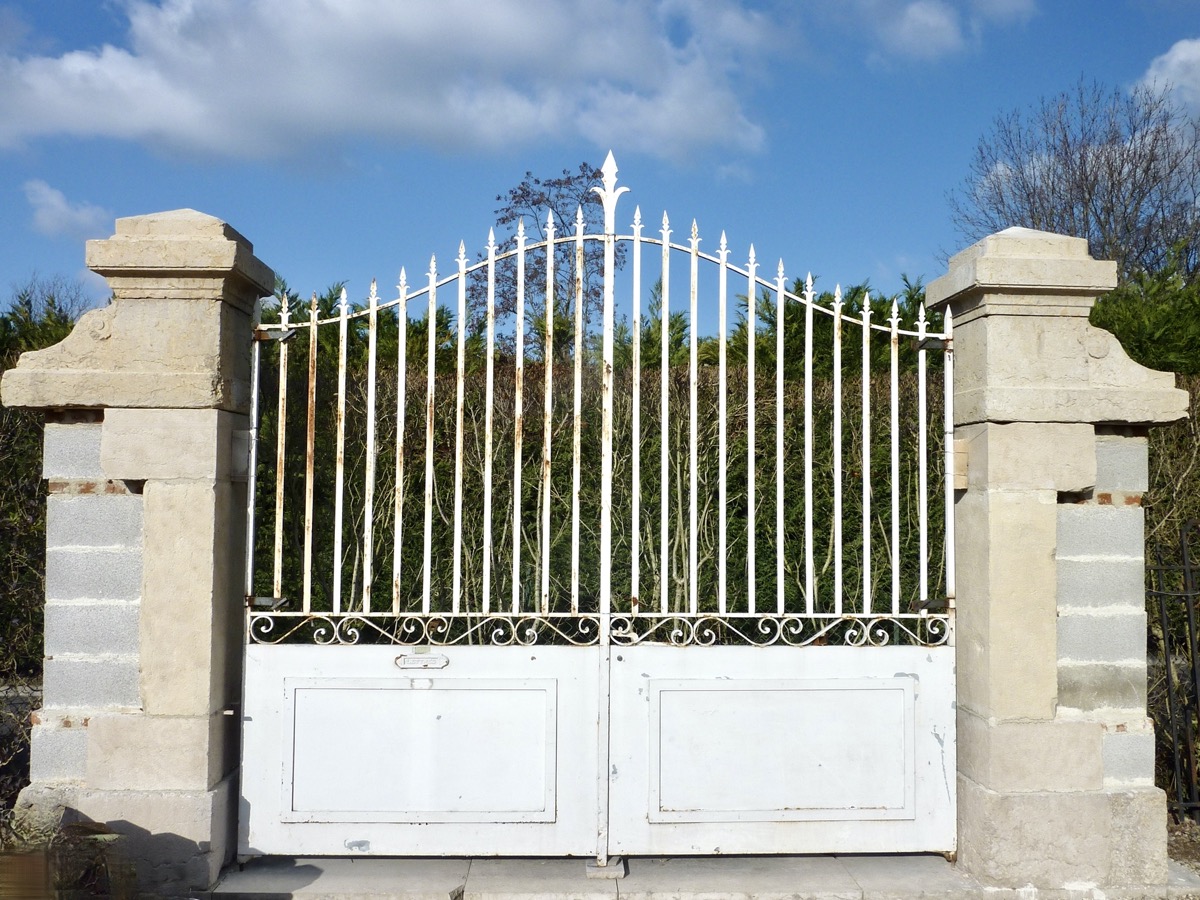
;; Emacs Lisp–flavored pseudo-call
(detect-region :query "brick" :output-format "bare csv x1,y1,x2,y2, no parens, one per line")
46,493,143,549
44,600,140,656
42,422,103,480
42,656,140,709
1057,610,1146,664
1103,728,1155,786
45,546,143,602
29,722,89,782
1058,661,1147,713
1056,504,1144,559
1094,434,1149,494
1056,556,1145,610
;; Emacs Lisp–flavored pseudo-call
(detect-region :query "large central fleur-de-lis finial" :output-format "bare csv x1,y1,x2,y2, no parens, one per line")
593,150,630,235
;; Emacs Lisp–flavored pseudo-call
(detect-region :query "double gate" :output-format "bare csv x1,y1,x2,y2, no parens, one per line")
238,155,956,861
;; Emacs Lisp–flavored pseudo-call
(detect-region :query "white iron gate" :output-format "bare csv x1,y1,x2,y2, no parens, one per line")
239,154,956,861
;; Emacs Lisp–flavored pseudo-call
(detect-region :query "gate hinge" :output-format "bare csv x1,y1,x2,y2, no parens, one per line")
247,595,288,610
254,328,297,343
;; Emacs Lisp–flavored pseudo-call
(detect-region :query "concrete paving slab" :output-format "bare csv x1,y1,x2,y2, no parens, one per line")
618,856,861,900
210,856,469,899
464,858,618,900
835,854,978,898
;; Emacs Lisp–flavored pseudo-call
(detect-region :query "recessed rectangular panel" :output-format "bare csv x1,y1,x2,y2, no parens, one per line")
650,678,912,822
285,678,556,823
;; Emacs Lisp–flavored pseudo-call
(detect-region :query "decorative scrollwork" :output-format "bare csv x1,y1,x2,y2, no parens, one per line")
609,614,952,647
248,613,602,646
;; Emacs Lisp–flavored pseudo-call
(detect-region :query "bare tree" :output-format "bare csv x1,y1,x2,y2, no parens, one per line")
948,80,1200,282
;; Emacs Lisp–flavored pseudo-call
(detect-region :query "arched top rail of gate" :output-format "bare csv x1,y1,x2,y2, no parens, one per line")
245,151,955,649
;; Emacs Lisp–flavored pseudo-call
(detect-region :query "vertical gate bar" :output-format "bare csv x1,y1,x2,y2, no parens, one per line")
393,272,408,616
513,222,526,615
746,247,757,615
422,258,437,615
631,209,643,615
452,245,467,614
571,210,584,616
803,275,814,614
303,293,318,613
917,303,929,610
659,213,671,614
362,281,379,613
592,149,625,871
717,233,729,615
833,286,844,616
483,230,497,615
332,288,349,615
775,263,785,615
272,299,288,599
689,222,700,617
540,213,556,616
861,297,872,614
889,298,901,614
243,301,262,603
943,307,956,606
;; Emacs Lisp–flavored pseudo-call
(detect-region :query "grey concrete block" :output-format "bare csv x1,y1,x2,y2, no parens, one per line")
45,546,143,601
1095,434,1149,493
29,723,89,782
1057,610,1147,664
1058,662,1147,712
44,600,140,656
1057,556,1146,610
42,656,140,709
46,493,143,550
1057,504,1144,559
43,422,103,480
1103,729,1156,786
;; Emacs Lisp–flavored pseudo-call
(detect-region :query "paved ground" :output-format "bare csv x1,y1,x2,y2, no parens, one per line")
209,854,1200,900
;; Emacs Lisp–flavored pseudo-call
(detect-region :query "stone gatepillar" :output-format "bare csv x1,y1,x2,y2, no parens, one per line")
1,210,272,893
928,227,1188,888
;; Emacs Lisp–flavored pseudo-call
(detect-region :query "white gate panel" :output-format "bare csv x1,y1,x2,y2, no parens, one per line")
608,645,955,855
241,644,600,857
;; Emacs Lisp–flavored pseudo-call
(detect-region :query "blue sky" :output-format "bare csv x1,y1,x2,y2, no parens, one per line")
1,0,1198,311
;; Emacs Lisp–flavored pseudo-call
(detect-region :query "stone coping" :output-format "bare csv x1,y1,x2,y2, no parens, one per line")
209,855,1200,900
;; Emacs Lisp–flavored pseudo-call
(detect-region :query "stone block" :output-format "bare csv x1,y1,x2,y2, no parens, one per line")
1057,504,1144,560
42,422,103,480
45,546,142,602
1057,610,1147,664
957,712,1102,793
1107,787,1168,885
28,721,89,782
42,656,140,709
44,600,140,656
1058,661,1147,713
87,713,234,792
46,493,143,549
73,773,236,893
958,421,1095,493
1095,432,1149,493
1104,728,1156,787
140,480,245,716
101,407,247,481
1057,556,1146,610
954,488,1058,721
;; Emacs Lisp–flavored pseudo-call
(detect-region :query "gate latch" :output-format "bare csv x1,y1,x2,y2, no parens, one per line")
395,652,449,670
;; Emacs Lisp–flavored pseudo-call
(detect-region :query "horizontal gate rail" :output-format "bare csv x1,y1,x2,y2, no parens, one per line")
245,153,954,647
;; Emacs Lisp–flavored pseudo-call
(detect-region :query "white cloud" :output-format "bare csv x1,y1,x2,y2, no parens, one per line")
0,0,774,161
23,180,112,242
1143,37,1200,114
883,1,964,59
839,0,1035,62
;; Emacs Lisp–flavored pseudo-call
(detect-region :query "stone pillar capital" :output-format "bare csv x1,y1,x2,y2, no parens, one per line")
927,227,1185,427
1,209,274,413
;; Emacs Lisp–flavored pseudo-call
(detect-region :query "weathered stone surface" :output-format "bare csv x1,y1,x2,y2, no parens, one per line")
100,407,247,481
1058,662,1148,713
87,713,234,792
956,421,1095,492
957,712,1102,793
